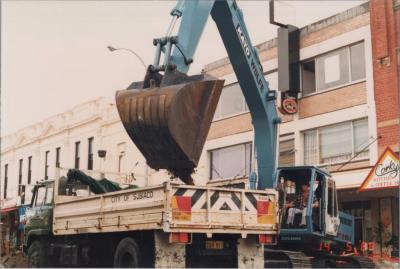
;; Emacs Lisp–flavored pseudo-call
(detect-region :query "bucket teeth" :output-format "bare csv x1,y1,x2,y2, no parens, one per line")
116,78,224,184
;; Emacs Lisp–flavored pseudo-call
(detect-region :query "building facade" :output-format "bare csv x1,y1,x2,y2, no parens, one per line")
1,0,398,258
201,0,399,258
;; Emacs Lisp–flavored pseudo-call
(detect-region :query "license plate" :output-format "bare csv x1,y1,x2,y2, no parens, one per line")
205,240,224,249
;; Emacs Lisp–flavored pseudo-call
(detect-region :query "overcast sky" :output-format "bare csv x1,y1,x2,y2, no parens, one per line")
1,0,366,137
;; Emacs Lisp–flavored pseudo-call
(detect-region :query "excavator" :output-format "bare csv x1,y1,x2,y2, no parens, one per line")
115,0,376,267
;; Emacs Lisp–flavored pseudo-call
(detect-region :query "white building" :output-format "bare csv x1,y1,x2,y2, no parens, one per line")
1,97,154,205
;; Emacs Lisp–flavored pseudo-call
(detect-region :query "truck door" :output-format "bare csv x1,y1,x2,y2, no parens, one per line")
27,183,54,231
312,172,324,233
325,179,340,236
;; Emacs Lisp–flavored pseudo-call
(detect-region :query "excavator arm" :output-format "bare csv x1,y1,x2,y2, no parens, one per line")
116,0,280,189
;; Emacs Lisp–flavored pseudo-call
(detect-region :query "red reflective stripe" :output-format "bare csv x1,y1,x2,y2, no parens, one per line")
171,233,179,243
258,234,274,244
179,232,189,243
259,234,267,244
170,232,189,243
176,196,191,213
257,200,270,224
257,201,269,214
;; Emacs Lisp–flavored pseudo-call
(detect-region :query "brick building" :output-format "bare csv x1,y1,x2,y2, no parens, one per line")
201,0,399,257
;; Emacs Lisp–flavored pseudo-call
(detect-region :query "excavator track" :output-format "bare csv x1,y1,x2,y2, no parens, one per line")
312,252,376,268
265,249,377,268
336,255,376,268
265,249,312,268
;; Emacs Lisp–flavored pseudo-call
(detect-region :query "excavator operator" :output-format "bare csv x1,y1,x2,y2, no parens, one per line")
285,183,319,228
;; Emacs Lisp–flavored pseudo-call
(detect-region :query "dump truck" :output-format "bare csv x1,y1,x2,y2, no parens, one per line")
24,172,278,267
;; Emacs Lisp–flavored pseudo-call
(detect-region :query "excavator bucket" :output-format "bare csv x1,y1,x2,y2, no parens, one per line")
116,73,224,184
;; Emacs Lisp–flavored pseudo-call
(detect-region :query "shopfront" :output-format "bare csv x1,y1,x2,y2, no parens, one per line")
338,148,399,259
0,198,18,256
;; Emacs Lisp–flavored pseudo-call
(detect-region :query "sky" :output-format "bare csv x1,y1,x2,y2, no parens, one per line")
1,0,366,137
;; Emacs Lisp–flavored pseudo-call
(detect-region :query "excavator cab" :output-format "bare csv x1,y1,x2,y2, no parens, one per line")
116,68,224,184
276,166,342,248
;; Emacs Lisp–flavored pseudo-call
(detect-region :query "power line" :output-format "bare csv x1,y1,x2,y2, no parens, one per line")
334,136,381,172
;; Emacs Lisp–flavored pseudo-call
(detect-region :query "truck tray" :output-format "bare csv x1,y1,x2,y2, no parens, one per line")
53,182,278,236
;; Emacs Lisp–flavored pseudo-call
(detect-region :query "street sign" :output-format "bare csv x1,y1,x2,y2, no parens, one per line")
358,147,399,191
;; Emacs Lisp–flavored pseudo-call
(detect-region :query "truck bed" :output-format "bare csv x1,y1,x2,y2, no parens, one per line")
53,182,278,236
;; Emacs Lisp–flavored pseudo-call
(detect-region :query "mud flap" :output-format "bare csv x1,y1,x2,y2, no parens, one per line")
237,237,264,268
154,231,186,268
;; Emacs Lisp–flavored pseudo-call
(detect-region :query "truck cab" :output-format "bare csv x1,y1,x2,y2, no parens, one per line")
23,180,54,267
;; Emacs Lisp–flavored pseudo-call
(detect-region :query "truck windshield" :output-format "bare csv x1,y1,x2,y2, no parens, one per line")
45,183,54,204
35,186,46,207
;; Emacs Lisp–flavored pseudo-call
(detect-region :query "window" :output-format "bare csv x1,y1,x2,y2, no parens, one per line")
210,143,252,179
3,164,8,199
301,61,316,96
28,156,32,185
316,47,350,91
45,151,49,180
327,180,338,217
265,71,278,91
55,147,61,168
19,185,26,204
75,141,80,169
213,73,277,120
18,159,23,186
341,200,372,245
118,152,125,173
301,42,366,96
350,43,366,81
279,133,295,166
214,83,248,120
303,118,369,165
45,183,54,205
87,137,94,170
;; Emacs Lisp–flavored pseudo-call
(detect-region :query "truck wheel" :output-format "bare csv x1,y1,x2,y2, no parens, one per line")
27,241,49,268
113,237,140,268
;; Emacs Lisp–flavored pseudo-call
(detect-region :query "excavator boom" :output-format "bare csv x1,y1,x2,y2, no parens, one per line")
116,0,279,189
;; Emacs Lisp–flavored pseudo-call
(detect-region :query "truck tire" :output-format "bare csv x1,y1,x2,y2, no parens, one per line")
113,237,140,268
27,241,49,268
